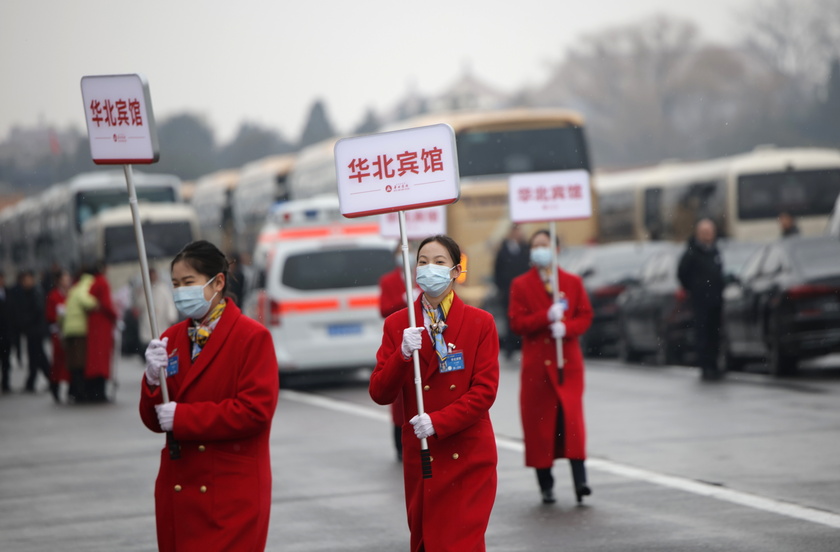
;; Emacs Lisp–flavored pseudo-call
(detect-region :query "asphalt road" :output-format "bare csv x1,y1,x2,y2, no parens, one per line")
1,352,839,551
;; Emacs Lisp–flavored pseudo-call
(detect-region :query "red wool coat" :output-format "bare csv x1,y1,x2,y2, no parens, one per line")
86,274,116,379
370,293,499,552
509,267,593,467
45,288,69,383
139,301,279,552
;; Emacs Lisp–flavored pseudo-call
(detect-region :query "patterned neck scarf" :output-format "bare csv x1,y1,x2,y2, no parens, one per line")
422,292,454,365
188,300,226,360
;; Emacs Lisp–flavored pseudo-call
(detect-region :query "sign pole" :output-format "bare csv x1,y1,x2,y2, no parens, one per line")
399,211,432,479
550,221,564,379
123,164,180,460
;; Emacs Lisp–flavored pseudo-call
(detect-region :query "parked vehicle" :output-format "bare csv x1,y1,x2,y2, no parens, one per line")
720,236,840,376
566,241,671,356
616,239,763,365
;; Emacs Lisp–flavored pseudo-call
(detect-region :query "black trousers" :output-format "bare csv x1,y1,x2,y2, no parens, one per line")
24,333,50,390
693,301,722,375
0,335,10,390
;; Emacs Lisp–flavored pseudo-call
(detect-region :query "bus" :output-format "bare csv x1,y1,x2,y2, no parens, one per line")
79,203,201,292
189,169,240,254
596,147,840,243
285,108,595,306
0,170,182,279
231,154,296,255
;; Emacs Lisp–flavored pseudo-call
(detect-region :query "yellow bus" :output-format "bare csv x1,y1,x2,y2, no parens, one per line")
596,146,840,243
287,108,595,306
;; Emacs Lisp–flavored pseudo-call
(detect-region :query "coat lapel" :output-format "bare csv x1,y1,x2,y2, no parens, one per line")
178,301,242,395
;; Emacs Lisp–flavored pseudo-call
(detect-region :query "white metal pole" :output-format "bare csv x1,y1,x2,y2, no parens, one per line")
550,221,564,372
399,211,432,478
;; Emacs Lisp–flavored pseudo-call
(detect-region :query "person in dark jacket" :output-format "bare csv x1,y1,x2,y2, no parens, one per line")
494,224,531,359
677,219,725,381
778,212,800,237
15,271,52,392
0,271,12,393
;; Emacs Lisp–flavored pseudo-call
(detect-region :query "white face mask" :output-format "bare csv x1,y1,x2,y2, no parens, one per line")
172,276,218,319
530,247,552,268
415,264,455,297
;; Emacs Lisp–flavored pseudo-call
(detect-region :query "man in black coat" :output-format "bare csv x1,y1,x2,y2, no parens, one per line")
678,219,725,381
14,271,51,392
494,224,531,359
0,272,11,393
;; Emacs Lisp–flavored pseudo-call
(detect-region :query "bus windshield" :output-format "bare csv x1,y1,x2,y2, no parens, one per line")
76,188,177,231
737,169,840,220
103,221,194,263
456,126,590,178
281,248,393,291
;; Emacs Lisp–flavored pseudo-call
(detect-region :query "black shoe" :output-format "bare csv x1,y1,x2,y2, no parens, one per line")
575,485,592,504
541,489,556,504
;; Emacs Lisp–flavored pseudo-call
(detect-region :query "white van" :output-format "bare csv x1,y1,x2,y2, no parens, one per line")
243,198,397,377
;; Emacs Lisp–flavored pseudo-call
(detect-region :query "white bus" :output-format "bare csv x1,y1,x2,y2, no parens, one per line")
0,170,181,279
189,169,240,255
231,154,295,255
596,147,840,243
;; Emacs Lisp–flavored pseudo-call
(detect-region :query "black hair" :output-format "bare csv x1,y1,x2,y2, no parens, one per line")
417,235,461,267
171,240,230,294
529,229,561,248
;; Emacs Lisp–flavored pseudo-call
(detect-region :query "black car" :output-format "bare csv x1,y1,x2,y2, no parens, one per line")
566,241,672,357
720,236,840,376
616,239,763,365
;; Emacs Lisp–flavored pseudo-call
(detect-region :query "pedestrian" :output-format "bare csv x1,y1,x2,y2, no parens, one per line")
677,218,725,381
493,223,531,359
778,211,800,237
227,251,252,305
370,234,499,552
0,271,12,393
139,240,279,552
377,242,420,462
135,267,178,358
85,262,117,403
509,229,594,505
15,271,51,394
45,269,72,403
62,268,97,403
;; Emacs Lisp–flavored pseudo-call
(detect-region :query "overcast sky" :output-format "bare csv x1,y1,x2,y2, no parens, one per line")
1,0,757,144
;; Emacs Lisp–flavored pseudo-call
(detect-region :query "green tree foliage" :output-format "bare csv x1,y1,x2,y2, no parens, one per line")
298,100,336,149
218,122,295,169
154,113,218,180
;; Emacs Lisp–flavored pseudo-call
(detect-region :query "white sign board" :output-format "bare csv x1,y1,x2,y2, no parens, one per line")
509,170,592,223
80,73,159,165
334,124,459,218
379,205,447,239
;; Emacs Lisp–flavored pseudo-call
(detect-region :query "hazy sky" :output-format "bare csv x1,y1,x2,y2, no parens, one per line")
1,0,757,144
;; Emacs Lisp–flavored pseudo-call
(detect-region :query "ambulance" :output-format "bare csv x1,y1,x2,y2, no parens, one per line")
242,195,398,380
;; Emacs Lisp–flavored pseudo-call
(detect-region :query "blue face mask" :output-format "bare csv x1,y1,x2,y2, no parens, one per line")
530,247,552,268
415,264,455,297
173,275,218,319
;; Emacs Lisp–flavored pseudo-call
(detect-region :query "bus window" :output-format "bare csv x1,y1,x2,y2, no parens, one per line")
75,188,177,231
598,190,635,241
103,221,193,263
456,126,589,177
737,169,840,220
643,187,662,239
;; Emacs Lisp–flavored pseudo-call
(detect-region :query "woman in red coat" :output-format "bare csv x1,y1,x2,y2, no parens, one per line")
45,270,71,403
140,241,279,552
509,229,594,505
371,235,499,552
85,264,117,402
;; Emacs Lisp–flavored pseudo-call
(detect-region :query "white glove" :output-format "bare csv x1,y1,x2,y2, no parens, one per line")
155,402,177,432
551,321,566,339
547,302,565,322
144,337,169,387
401,327,425,359
410,413,435,439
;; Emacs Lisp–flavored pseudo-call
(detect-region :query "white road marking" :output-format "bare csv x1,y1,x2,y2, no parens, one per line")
281,389,840,530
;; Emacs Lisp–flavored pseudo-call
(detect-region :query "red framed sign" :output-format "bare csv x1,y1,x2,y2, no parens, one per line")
334,124,459,218
80,73,159,165
509,169,592,223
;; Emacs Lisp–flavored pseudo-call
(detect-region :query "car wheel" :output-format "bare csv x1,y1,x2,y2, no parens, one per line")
766,315,798,377
617,326,641,364
716,325,743,373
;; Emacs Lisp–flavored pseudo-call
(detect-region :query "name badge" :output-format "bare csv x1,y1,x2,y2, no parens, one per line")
166,353,179,377
440,351,465,373
558,297,569,311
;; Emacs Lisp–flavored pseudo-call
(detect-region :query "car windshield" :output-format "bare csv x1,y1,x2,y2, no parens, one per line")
575,244,665,283
720,242,762,276
282,248,394,290
789,239,840,280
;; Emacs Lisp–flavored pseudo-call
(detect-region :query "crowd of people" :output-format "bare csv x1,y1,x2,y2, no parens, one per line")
0,264,118,403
